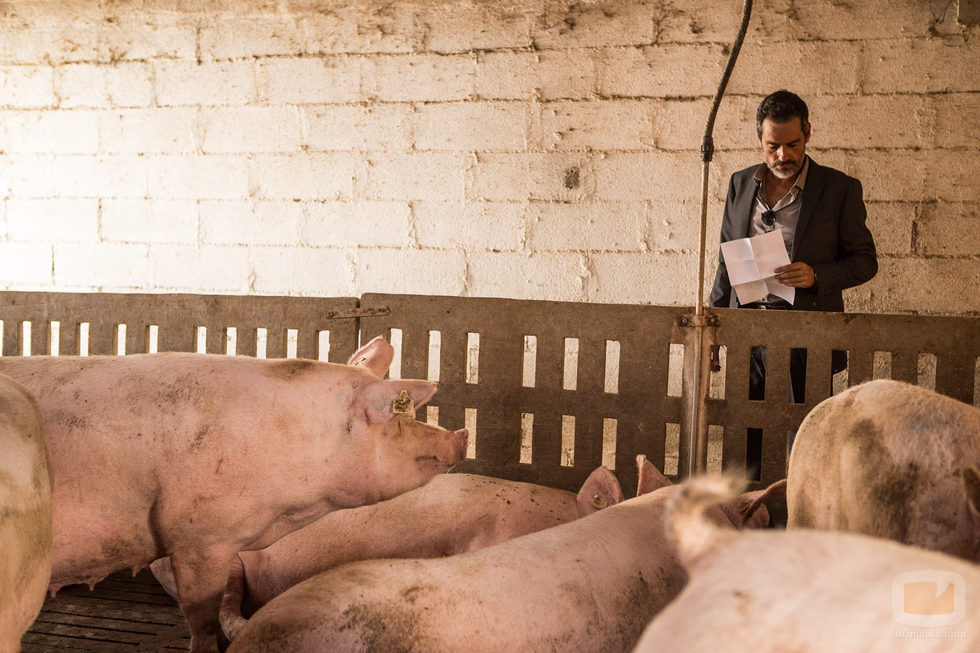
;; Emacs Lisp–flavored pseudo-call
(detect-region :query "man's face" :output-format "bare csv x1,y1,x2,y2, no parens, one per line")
759,116,810,179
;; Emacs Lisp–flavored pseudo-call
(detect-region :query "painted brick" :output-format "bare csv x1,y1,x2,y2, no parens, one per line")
535,99,651,152
527,200,646,252
809,94,935,150
2,110,99,154
200,106,302,154
861,38,980,94
593,151,719,203
647,199,714,253
105,63,154,108
363,153,467,201
589,251,698,305
727,41,863,96
99,108,198,154
466,251,588,300
150,244,250,293
915,202,979,257
249,153,356,200
54,242,150,290
257,57,362,104
306,103,415,152
363,54,475,102
533,48,597,101
0,65,55,108
55,64,105,108
598,44,725,99
413,200,524,251
834,150,976,203
0,242,53,287
934,92,980,150
415,101,526,152
865,257,980,314
304,201,412,248
465,153,531,202
417,0,532,53
355,247,466,296
98,15,197,61
4,154,148,198
530,0,653,49
526,152,600,202
298,4,418,55
6,198,99,242
475,51,536,100
201,200,303,246
250,246,354,296
149,155,248,200
101,199,199,244
155,60,256,107
865,202,914,257
199,16,304,60
745,0,942,41
0,19,99,65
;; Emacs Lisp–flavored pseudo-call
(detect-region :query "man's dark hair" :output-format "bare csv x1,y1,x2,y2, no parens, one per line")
756,90,809,138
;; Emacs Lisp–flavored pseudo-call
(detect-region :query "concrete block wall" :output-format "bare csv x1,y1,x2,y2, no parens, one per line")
0,0,977,315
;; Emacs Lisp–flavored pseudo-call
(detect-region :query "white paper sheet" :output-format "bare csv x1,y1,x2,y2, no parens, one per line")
720,230,795,305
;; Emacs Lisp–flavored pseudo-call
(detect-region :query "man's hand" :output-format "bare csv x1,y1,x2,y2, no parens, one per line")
774,262,816,288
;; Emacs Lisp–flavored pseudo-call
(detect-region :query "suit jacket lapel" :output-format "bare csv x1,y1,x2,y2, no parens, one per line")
794,157,824,258
734,169,758,239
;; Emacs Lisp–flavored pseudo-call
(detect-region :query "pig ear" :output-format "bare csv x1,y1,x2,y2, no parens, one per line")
347,337,395,378
636,454,672,496
355,379,438,424
576,467,624,516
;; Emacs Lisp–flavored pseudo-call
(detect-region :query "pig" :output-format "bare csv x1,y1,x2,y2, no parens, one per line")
633,474,980,653
787,379,980,561
147,466,625,637
0,374,52,653
0,337,467,653
225,457,781,653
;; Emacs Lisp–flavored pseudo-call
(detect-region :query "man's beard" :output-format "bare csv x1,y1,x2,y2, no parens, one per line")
768,158,803,179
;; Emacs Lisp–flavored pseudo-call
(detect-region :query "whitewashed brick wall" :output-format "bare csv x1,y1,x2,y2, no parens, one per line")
0,0,977,315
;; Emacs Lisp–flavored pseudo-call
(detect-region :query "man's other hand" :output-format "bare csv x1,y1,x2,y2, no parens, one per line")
774,262,815,288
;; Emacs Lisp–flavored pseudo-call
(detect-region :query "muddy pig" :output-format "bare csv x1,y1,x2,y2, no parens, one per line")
0,374,52,653
148,466,624,638
225,456,780,653
0,337,467,652
634,474,980,653
787,379,980,561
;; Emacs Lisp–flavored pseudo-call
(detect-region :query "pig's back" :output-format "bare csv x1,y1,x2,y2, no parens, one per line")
0,373,52,647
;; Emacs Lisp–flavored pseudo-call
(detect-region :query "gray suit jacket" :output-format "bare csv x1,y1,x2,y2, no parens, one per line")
709,157,878,312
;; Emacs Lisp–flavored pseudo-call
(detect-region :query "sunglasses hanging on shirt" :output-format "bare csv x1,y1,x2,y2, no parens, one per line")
761,209,776,230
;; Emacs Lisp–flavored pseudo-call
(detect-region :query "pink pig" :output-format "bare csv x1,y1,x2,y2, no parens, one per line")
0,338,466,653
787,380,980,561
225,457,778,652
634,475,980,653
0,374,52,652
149,467,624,637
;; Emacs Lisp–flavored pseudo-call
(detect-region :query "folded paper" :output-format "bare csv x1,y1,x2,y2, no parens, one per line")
720,230,795,306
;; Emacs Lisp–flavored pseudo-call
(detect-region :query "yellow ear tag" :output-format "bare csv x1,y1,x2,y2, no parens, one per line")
592,494,608,510
392,389,414,415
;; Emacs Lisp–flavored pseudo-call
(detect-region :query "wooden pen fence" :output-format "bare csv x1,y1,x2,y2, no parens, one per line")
1,290,977,495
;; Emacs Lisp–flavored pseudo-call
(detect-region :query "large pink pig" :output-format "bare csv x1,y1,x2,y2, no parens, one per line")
787,379,980,561
0,374,52,652
634,475,980,653
224,458,780,653
0,337,467,653
148,466,624,637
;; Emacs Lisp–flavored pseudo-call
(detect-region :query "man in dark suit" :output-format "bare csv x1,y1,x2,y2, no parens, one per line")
709,90,877,460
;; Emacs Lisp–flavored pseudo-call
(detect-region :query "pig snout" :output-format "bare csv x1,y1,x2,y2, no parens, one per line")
432,428,468,470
